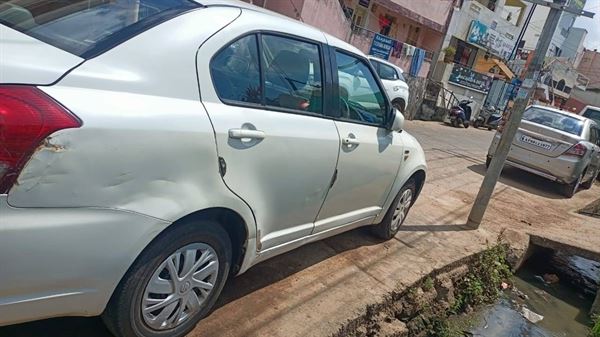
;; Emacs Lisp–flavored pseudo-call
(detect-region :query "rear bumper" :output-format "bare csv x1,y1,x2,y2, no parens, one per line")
0,195,169,326
487,144,585,184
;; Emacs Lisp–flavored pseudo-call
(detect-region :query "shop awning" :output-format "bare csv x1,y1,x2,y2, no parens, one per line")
492,59,515,80
474,58,515,80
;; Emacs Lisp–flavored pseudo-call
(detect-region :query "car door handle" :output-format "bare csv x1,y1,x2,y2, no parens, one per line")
228,129,266,140
342,136,360,146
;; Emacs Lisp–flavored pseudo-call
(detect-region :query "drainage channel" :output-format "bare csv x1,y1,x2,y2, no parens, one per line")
465,246,599,336
332,231,600,337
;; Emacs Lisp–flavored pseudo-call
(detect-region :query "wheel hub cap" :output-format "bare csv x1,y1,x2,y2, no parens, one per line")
141,243,219,331
391,189,413,231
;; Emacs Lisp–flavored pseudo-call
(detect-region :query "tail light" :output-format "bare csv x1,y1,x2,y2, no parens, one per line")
0,86,81,193
565,142,587,157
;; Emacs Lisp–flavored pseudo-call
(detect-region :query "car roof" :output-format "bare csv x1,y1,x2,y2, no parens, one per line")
198,0,364,56
366,55,405,73
529,105,588,122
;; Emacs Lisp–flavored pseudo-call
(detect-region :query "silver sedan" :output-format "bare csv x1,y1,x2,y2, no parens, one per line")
487,105,600,197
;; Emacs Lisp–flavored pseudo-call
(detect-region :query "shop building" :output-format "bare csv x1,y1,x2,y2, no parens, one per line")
430,0,532,115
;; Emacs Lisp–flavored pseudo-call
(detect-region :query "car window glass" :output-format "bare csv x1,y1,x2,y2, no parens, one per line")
592,127,600,146
262,34,322,114
211,35,261,104
336,52,386,125
0,0,199,57
583,108,600,124
375,61,399,81
522,108,584,136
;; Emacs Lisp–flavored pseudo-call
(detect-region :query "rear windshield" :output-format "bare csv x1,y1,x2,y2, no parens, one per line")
0,0,200,58
523,107,584,136
582,107,600,124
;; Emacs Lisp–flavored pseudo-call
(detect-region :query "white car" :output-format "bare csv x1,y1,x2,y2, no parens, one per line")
0,1,427,336
368,56,410,115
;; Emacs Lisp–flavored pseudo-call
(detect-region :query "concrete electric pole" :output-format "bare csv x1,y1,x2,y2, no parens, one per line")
467,0,594,228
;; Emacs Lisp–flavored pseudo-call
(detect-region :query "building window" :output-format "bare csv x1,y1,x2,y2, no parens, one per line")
475,0,497,12
450,38,477,68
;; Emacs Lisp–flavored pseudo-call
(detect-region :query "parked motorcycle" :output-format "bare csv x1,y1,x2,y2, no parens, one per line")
473,105,502,130
449,99,473,128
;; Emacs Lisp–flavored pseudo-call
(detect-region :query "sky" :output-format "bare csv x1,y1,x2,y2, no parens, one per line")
573,0,600,50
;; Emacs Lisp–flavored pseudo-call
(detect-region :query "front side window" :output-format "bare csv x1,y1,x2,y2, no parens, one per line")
262,34,323,114
336,51,387,125
0,0,198,57
211,35,261,104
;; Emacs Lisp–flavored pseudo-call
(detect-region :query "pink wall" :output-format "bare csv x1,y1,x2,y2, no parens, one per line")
300,0,352,41
263,0,305,20
386,0,452,26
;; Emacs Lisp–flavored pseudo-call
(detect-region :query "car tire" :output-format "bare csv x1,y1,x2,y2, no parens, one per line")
372,179,416,240
581,167,598,190
102,221,232,337
562,173,583,198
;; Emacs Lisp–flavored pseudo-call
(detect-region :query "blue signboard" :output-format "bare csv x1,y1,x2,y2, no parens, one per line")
467,20,488,47
448,64,493,93
369,33,394,60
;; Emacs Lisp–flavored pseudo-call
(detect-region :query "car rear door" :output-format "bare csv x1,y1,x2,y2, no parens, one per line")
197,21,339,251
313,48,403,233
587,125,600,177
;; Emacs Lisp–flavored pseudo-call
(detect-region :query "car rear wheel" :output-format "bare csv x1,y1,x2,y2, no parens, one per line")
372,179,416,240
562,173,583,198
581,167,599,189
102,221,231,337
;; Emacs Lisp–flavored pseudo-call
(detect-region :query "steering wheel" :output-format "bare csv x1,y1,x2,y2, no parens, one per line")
340,97,350,119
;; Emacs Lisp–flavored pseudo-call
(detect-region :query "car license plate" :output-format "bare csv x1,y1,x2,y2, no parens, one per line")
520,135,552,150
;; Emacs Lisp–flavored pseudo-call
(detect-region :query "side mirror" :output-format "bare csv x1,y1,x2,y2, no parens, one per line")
390,108,404,132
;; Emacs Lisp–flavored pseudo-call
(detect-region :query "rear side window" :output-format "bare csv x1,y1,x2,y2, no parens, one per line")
211,35,261,104
372,60,398,81
0,0,199,58
210,33,324,114
590,126,600,145
262,35,323,114
523,107,584,136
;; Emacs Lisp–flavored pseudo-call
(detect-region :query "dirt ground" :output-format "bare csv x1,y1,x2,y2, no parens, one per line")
2,121,600,337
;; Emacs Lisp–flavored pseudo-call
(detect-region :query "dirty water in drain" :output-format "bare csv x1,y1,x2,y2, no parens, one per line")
465,249,599,337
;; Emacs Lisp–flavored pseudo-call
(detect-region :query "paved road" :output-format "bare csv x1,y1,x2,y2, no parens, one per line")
2,121,598,337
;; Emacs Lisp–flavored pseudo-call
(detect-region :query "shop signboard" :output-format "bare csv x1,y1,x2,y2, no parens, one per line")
369,33,393,60
448,63,493,93
467,20,514,60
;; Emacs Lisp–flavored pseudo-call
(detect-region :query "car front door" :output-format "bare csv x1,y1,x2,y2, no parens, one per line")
314,49,404,233
198,31,339,251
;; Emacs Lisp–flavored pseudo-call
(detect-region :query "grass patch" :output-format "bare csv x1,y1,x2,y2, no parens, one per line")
452,244,512,312
591,315,600,337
